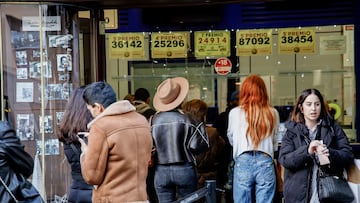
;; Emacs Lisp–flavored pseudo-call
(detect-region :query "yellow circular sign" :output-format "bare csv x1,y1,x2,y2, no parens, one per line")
328,103,341,120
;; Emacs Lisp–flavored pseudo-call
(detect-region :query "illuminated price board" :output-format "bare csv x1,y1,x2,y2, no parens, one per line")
151,32,189,58
278,28,315,54
194,30,230,58
108,32,145,59
236,29,272,56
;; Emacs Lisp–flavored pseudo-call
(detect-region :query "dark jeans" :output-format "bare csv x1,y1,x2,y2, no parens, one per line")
154,162,197,203
147,166,158,203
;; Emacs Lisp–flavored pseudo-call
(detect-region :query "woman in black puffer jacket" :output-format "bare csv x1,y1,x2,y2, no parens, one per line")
278,88,353,203
58,86,93,203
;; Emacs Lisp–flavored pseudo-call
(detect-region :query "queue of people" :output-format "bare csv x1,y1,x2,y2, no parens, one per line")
63,76,354,203
1,74,354,203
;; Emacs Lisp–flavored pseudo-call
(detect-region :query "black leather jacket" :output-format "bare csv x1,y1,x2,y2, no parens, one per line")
0,121,34,202
151,110,209,165
0,121,33,177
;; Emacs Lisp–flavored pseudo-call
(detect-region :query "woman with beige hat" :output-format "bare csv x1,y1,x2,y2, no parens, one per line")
151,77,210,203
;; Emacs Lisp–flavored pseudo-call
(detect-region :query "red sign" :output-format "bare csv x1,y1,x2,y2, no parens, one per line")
214,57,232,75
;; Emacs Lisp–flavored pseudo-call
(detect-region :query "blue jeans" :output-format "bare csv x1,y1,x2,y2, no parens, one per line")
233,151,276,203
154,162,197,203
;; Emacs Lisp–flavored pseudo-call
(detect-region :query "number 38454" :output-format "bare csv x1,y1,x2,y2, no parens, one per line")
280,35,313,44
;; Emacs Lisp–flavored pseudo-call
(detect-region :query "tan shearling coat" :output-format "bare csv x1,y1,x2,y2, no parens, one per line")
81,100,152,203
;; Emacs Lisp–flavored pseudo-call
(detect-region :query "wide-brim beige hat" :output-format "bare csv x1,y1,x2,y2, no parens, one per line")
153,77,189,112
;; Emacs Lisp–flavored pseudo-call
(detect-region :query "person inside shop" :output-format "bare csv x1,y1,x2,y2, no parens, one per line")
133,88,156,120
58,55,70,71
57,86,93,203
78,81,153,203
227,74,279,203
278,88,353,203
183,99,225,202
150,77,210,203
123,94,135,104
133,87,157,203
213,90,239,203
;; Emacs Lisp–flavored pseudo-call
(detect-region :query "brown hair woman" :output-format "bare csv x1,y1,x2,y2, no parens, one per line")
57,86,93,203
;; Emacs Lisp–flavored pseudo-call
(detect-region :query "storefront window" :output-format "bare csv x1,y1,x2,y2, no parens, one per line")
0,3,81,201
107,24,355,141
238,25,355,141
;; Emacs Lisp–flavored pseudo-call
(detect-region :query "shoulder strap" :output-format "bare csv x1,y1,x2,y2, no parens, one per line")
315,126,321,140
0,176,18,202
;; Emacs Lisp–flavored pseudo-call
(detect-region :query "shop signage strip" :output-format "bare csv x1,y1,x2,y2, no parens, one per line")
151,32,189,58
319,35,346,55
22,16,61,31
108,33,145,59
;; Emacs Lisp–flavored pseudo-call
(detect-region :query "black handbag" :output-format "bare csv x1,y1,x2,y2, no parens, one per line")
0,172,44,203
317,166,354,203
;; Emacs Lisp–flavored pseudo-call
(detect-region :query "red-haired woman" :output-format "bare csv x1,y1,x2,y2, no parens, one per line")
227,74,279,203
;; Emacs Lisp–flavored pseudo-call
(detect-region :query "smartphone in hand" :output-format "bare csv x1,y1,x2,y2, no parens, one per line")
77,133,88,144
317,140,330,165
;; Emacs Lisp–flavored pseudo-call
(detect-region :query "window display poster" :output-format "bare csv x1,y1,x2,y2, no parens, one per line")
32,49,47,58
39,115,53,134
17,68,28,79
11,31,40,49
16,113,35,141
22,16,61,31
29,61,52,78
56,112,64,124
319,35,346,55
38,83,71,101
16,82,34,102
36,139,60,155
57,54,72,71
16,50,28,66
58,72,70,81
48,34,73,48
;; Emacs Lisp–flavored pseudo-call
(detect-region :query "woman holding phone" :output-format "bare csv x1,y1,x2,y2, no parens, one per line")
57,86,93,203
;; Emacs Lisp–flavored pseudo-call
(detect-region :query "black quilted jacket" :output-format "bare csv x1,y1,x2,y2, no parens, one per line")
278,117,353,203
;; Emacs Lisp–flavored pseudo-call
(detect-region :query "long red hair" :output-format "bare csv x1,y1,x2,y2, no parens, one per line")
239,75,276,148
